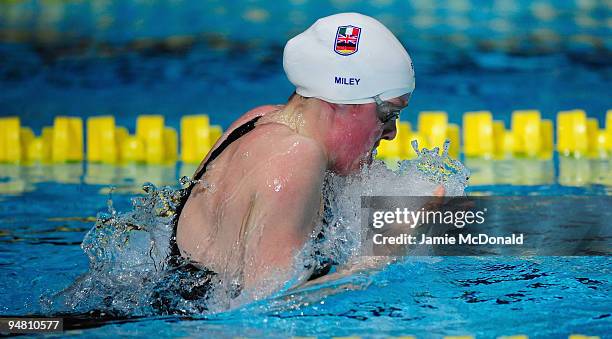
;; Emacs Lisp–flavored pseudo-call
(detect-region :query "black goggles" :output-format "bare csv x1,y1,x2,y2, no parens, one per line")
373,93,411,124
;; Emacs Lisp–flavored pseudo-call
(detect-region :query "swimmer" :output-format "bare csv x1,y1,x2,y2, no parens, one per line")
171,13,443,304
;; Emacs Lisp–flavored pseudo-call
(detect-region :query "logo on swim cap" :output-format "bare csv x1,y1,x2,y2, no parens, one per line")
334,25,361,56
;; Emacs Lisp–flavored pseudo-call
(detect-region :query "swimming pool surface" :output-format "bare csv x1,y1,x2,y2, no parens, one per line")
0,160,610,338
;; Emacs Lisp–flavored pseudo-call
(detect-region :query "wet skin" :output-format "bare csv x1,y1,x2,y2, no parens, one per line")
175,96,407,302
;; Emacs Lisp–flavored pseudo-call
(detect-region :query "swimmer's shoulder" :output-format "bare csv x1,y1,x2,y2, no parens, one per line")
227,105,282,132
248,130,327,191
251,124,326,166
197,104,282,168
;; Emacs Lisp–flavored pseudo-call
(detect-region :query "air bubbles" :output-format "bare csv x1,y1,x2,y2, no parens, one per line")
106,185,117,216
411,139,420,155
311,140,469,266
142,182,155,193
43,177,198,316
402,140,470,192
179,176,191,186
273,178,282,192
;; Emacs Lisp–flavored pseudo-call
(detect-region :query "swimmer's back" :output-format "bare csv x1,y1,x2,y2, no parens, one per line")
175,105,327,291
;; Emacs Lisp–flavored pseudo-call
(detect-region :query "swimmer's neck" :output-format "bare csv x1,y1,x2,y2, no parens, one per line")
261,97,336,166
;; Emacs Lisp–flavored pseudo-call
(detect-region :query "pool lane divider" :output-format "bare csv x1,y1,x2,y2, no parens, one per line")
0,114,223,165
52,116,84,162
379,108,609,161
557,109,588,157
87,116,120,163
0,117,21,163
0,110,610,165
135,115,174,164
463,110,495,158
512,110,542,158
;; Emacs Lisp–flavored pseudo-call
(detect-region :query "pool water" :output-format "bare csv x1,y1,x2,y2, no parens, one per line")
0,158,611,338
1,1,611,131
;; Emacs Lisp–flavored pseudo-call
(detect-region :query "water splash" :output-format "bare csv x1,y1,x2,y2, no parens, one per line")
311,139,469,266
41,140,469,317
401,140,470,195
41,180,196,316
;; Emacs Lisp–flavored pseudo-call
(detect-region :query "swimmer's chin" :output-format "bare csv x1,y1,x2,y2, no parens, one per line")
332,148,377,175
332,160,367,176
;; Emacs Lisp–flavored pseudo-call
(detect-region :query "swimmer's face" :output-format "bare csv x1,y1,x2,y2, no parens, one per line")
327,95,409,175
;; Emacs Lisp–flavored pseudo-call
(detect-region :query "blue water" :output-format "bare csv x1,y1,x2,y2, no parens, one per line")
0,160,610,338
1,1,611,131
2,44,610,133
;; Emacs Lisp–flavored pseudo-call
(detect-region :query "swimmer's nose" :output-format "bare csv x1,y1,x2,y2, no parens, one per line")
380,120,398,140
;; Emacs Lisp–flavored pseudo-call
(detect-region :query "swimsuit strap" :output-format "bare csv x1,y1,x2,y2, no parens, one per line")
169,115,262,261
193,115,262,181
168,114,332,282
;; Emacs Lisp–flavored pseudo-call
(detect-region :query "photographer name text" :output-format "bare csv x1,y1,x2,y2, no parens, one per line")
373,233,524,245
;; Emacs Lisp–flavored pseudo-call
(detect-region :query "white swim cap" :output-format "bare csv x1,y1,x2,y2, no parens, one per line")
283,12,415,104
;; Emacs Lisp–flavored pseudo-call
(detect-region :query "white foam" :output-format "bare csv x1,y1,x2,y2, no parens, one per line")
42,141,469,316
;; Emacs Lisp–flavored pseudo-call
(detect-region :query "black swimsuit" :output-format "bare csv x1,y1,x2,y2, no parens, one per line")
152,116,262,315
168,115,262,264
154,115,331,314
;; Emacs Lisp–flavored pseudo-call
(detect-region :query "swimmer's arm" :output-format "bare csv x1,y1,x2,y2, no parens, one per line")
293,185,447,289
243,137,327,291
291,256,392,291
